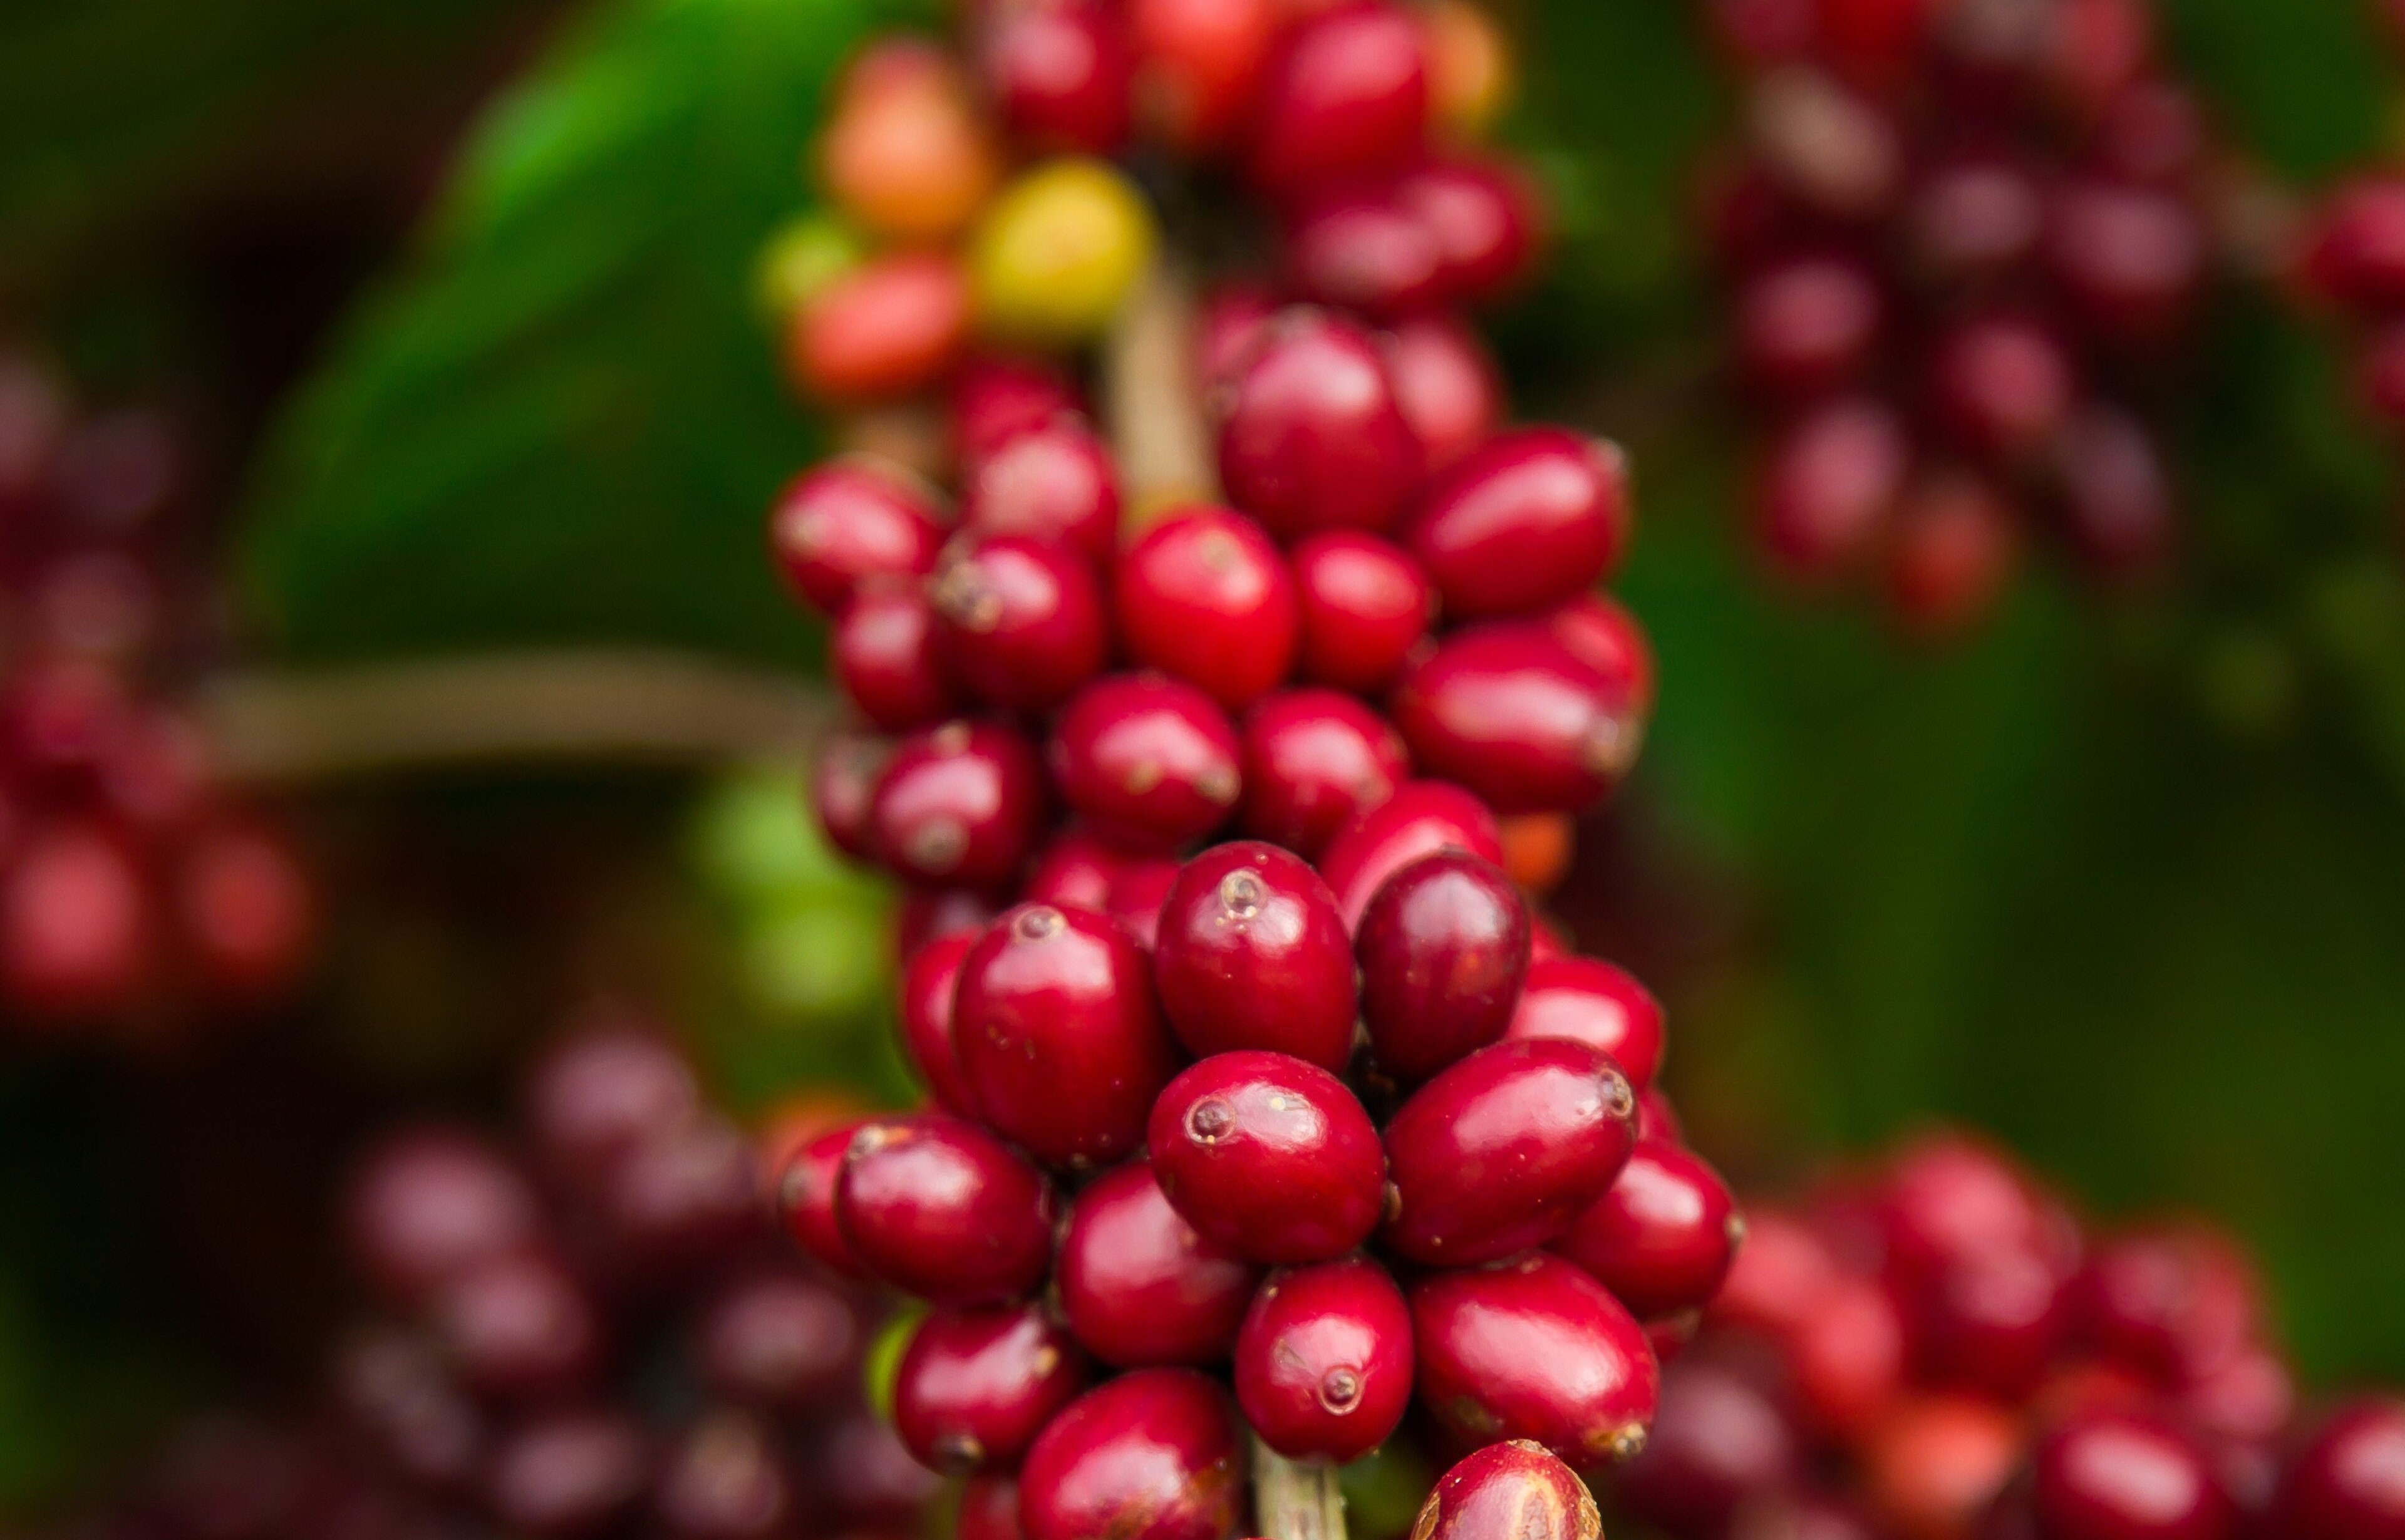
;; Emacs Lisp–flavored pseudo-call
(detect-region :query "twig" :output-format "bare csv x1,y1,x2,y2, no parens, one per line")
1105,256,1221,515
1253,1437,1348,1540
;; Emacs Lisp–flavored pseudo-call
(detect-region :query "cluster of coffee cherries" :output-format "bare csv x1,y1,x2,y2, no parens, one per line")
1611,1128,2405,1540
0,348,314,1040
1699,0,2219,633
2294,168,2405,440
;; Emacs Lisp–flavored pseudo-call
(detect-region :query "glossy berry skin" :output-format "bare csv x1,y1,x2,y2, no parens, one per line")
814,731,887,863
1129,0,1278,152
835,581,956,730
1286,192,1448,320
931,535,1109,712
1414,1442,1602,1540
984,0,1134,155
1932,315,2077,463
1151,842,1356,1070
1049,674,1243,850
963,417,1120,562
1234,1256,1414,1464
1405,429,1628,619
1392,624,1643,815
1025,829,1134,912
1116,508,1299,710
871,721,1045,890
1504,956,1666,1090
1736,254,1883,396
1320,779,1506,929
1789,1275,1910,1440
1147,1051,1385,1265
432,1248,604,1402
1289,533,1433,691
835,1114,1056,1303
1756,396,1908,576
1218,311,1424,541
894,1305,1089,1473
1057,1162,1262,1368
767,459,945,616
954,902,1179,1169
1356,852,1531,1084
1108,855,1181,949
1381,1037,1637,1267
1410,1253,1660,1467
2075,1226,2259,1383
1399,158,1543,306
2304,177,2405,310
1246,5,1430,200
897,931,978,1115
1237,688,1410,858
955,354,1084,465
2028,1408,2237,1540
895,887,998,964
1017,1369,1243,1540
2270,1399,2405,1540
0,828,151,1016
777,1122,869,1278
1553,1140,1740,1319
792,251,971,401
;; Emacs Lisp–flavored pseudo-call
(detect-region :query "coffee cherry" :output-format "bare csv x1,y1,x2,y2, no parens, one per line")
1288,533,1434,692
954,902,1179,1169
1018,1369,1243,1540
1410,1252,1660,1465
2049,404,2175,579
1789,1275,1910,1440
871,721,1046,890
523,1021,699,1179
1151,842,1356,1070
836,581,957,730
1860,1395,2024,1540
1500,812,1575,895
894,1305,1089,1472
1049,674,1243,850
595,1112,762,1282
333,1327,487,1495
961,1474,1025,1540
1116,507,1298,710
1878,1132,2060,1281
1405,428,1629,618
2270,1399,2405,1540
1247,5,1430,200
2304,177,2405,311
1905,154,2044,291
1504,955,1666,1090
1398,157,1543,306
1554,1140,1741,1318
1147,1050,1385,1264
346,1127,543,1305
897,930,978,1115
814,731,888,863
836,1114,1057,1303
1234,1256,1414,1462
1391,624,1643,815
1288,192,1449,319
1,820,151,1017
177,822,315,999
1414,1442,1601,1540
1319,779,1506,929
2028,1407,2237,1540
1107,853,1182,949
1130,0,1279,152
819,41,998,242
791,251,972,402
1756,396,1910,577
769,459,946,616
433,1246,606,1403
1616,1362,1799,1535
1888,471,2017,634
693,1268,862,1410
486,1408,649,1540
983,0,1134,153
956,355,1086,465
2046,180,2205,346
777,1122,869,1278
972,159,1158,347
821,1408,945,1526
2076,1226,2259,1385
1200,282,1279,389
654,1412,797,1540
1931,315,2077,463
1057,1161,1261,1367
932,534,1110,712
1911,1243,2072,1401
896,886,1001,963
1238,688,1411,857
1715,1208,1842,1336
1389,316,1504,471
1381,1036,1637,1266
1218,309,1424,540
1356,850,1531,1082
963,417,1121,562
1735,254,1884,396
1635,1087,1682,1146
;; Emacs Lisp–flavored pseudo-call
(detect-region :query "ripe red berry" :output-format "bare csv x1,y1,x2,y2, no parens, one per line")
984,0,1134,155
955,355,1084,465
1199,282,1278,389
931,534,1110,712
1504,955,1666,1090
1553,1140,1741,1319
1381,1037,1637,1266
1398,157,1543,306
1548,594,1655,716
871,721,1046,889
835,1114,1057,1303
1410,1252,1660,1465
177,822,314,999
1414,1442,1602,1540
1056,1161,1261,1368
2028,1408,2237,1540
1151,842,1355,1069
792,251,971,401
654,1412,797,1540
954,902,1179,1169
1246,4,1429,199
1862,1394,2024,1540
1616,1362,1799,1536
897,931,978,1115
432,1248,606,1402
1910,1243,2072,1400
1735,254,1883,396
1318,778,1505,929
1878,1132,2058,1281
487,1408,649,1540
1790,1275,1910,1440
836,581,958,730
1389,315,1504,470
895,887,1000,964
1,820,152,1017
1355,850,1531,1083
1147,1050,1385,1264
1756,396,1909,577
1048,674,1243,850
1129,0,1279,152
962,416,1120,562
2305,177,2405,310
1218,310,1424,540
768,459,946,615
1636,1085,1682,1144
346,1128,542,1306
523,1023,699,1181
593,1112,761,1283
2046,180,2205,346
1025,829,1134,912
693,1268,862,1410
1237,688,1410,858
1288,532,1433,692
894,1305,1089,1473
814,731,887,863
333,1328,487,1496
1115,507,1300,710
1405,428,1630,619
2271,1399,2405,1540
1286,190,1448,319
2076,1226,2260,1384
1017,1370,1243,1540
1887,472,2017,635
961,1474,1025,1540
777,1122,869,1278
1931,315,2077,463
2051,404,2175,579
1905,155,2044,291
1234,1256,1414,1462
1392,624,1644,815
1107,854,1181,950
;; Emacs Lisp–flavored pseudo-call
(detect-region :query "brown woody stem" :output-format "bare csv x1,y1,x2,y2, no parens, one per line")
1104,256,1221,515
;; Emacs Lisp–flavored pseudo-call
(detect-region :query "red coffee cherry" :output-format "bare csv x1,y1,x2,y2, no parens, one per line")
1616,1362,1799,1536
961,1474,1025,1540
1026,829,1135,912
1862,1394,2025,1540
1553,1140,1741,1318
1390,624,1643,815
790,251,971,401
1756,396,1910,577
2076,1226,2260,1383
954,902,1179,1169
1381,1037,1637,1266
955,355,1084,465
1414,1442,1601,1540
1355,850,1531,1083
835,581,957,730
2050,404,2175,579
1288,533,1433,692
2271,1399,2405,1540
1405,428,1629,619
1905,154,2044,291
894,1305,1089,1473
897,931,978,1115
1246,4,1429,200
984,0,1134,155
1878,1131,2059,1281
871,721,1046,889
1931,314,2078,463
177,821,315,1000
1199,282,1279,389
1886,472,2017,635
895,887,1000,964
522,1023,698,1181
1735,252,1883,397
1057,1161,1261,1368
1389,315,1504,470
1152,842,1356,1070
2303,176,2405,310
963,416,1121,562
1,820,153,1017
1410,1252,1660,1465
1049,674,1243,850
768,458,946,615
1286,191,1448,320
1635,1086,1682,1145
2046,180,2205,346
487,1408,649,1540
1218,309,1424,540
345,1127,544,1306
1910,1242,2072,1400
693,1267,862,1411
2029,1407,2237,1540
654,1412,797,1540
1319,779,1506,929
431,1248,606,1403
1018,1369,1243,1540
1115,507,1300,710
1129,0,1280,152
1234,1256,1414,1463
592,1112,761,1283
1548,594,1655,716
1790,1275,1910,1440
1147,1050,1385,1264
814,731,888,863
1107,854,1181,950
777,1122,869,1278
835,1114,1056,1303
333,1328,487,1496
1504,955,1666,1090
1237,688,1410,859
1397,157,1543,306
931,535,1109,712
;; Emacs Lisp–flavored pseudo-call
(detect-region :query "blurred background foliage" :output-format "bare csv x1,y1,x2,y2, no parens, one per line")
8,0,2405,1512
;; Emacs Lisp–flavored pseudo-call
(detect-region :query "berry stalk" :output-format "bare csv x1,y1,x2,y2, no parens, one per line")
1253,1434,1348,1540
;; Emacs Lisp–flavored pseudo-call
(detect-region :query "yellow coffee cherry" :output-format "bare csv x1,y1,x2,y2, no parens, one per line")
754,213,866,320
1424,0,1516,140
970,158,1159,348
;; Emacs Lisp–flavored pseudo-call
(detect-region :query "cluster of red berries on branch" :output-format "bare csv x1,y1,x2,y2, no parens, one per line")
2295,158,2405,442
1699,0,2226,634
1611,1127,2405,1540
0,348,314,1041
